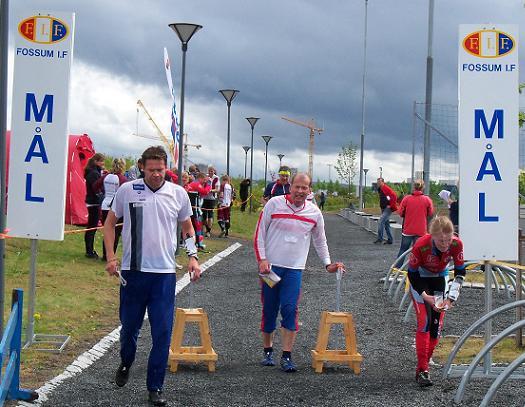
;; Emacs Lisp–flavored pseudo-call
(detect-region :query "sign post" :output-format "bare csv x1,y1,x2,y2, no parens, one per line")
8,11,75,351
459,24,519,376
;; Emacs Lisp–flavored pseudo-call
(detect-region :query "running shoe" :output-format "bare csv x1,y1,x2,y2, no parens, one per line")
280,356,297,373
416,370,433,387
260,351,275,367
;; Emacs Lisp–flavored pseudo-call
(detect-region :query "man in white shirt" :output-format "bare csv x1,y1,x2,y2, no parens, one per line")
104,146,201,406
254,173,345,372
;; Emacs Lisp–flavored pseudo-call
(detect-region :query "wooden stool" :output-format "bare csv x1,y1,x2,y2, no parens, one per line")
311,311,363,374
169,308,218,372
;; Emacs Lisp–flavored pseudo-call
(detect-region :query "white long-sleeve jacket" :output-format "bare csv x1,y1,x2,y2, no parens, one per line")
254,195,331,270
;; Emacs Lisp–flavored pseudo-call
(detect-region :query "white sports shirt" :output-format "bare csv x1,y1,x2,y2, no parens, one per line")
101,173,120,211
254,195,331,270
111,179,192,273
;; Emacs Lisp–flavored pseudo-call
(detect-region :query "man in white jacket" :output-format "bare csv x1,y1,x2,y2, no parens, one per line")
254,173,346,372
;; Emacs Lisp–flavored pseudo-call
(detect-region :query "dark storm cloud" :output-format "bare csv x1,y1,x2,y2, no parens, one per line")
11,0,524,162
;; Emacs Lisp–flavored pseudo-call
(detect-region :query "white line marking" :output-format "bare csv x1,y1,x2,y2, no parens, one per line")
18,242,243,406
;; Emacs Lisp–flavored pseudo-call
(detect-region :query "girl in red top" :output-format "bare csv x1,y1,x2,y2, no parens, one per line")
407,216,465,387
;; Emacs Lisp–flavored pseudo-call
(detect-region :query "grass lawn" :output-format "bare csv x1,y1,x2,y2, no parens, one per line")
5,225,230,390
434,336,525,365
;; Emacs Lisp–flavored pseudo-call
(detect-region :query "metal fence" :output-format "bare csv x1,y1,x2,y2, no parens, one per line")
412,102,525,185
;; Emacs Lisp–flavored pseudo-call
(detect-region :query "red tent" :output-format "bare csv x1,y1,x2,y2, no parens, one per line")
6,132,96,226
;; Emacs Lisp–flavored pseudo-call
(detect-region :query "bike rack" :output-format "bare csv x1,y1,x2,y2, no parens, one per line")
442,299,525,380
454,318,525,403
479,352,525,407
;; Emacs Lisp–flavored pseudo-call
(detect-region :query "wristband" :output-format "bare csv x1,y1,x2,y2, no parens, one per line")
184,234,199,259
107,258,118,263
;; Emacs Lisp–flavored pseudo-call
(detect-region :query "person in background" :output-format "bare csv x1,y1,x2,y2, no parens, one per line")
374,177,397,245
319,191,326,211
202,166,220,237
217,174,233,237
187,173,212,250
239,178,251,212
126,158,142,180
395,179,434,267
84,153,105,259
263,166,291,203
96,158,128,261
407,216,465,387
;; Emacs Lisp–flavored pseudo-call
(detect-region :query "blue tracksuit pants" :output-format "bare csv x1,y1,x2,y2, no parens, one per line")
261,266,302,332
119,270,176,391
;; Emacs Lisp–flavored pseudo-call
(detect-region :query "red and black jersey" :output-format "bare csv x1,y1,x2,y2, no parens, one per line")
408,234,464,274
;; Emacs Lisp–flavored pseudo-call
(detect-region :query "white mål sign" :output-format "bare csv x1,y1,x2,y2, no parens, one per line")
8,12,75,240
458,24,519,260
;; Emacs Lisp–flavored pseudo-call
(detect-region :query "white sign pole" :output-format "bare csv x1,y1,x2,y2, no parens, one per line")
459,24,519,261
459,24,519,377
8,11,75,241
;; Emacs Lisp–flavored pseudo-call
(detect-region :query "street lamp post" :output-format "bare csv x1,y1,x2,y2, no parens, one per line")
169,23,202,186
423,0,435,195
327,163,333,181
379,166,383,179
261,136,273,186
246,117,259,213
358,0,369,211
242,146,250,178
363,168,369,208
277,154,284,167
219,89,239,175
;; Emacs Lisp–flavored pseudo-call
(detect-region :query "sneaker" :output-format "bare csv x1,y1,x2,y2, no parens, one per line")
373,239,383,244
383,240,393,245
260,351,275,366
148,390,167,406
280,356,297,373
85,251,99,259
115,363,130,387
416,371,433,387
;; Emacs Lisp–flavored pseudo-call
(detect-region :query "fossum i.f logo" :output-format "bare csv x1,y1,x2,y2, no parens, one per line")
463,30,514,58
18,15,68,44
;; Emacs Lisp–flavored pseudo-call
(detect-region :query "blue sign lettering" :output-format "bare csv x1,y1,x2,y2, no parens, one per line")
475,109,503,139
478,192,498,222
24,93,53,123
24,134,49,163
25,174,44,202
476,152,502,181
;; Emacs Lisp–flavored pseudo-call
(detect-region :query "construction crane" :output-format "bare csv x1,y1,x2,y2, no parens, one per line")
183,133,201,171
135,99,176,163
281,116,323,178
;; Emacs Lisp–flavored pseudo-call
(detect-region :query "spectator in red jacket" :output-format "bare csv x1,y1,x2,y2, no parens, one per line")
374,177,397,244
395,179,434,267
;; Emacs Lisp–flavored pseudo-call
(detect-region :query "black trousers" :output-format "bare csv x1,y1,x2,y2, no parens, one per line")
84,205,100,255
101,210,123,260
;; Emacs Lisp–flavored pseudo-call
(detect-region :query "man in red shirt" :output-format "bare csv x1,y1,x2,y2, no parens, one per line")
395,179,434,267
374,178,397,244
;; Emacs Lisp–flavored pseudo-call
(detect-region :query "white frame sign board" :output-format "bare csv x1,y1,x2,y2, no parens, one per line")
8,11,75,241
458,24,519,261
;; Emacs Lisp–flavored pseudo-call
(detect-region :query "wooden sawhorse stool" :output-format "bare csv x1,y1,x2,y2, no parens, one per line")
168,308,218,372
311,311,363,374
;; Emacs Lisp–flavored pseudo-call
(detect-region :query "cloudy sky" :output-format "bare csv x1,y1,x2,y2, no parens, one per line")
7,0,525,182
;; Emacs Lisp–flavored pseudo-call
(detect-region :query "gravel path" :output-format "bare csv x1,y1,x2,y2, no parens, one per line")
36,214,525,406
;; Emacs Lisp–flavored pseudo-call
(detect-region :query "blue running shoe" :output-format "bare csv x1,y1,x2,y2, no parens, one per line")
261,351,275,366
280,356,297,373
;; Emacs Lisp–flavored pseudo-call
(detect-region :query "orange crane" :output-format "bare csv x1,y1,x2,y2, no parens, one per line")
281,116,323,178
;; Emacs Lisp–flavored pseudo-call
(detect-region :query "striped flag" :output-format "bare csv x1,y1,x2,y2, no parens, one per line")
164,47,179,166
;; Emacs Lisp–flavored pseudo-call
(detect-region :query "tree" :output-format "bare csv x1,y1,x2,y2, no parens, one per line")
334,143,358,194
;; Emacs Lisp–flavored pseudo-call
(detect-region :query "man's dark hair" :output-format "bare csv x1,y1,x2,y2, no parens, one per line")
279,165,291,173
142,146,167,165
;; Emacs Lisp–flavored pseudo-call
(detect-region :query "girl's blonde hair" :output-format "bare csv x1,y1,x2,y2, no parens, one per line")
112,158,126,174
429,216,454,235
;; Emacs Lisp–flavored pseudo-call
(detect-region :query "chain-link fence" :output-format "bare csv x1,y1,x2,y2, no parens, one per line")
412,102,525,186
